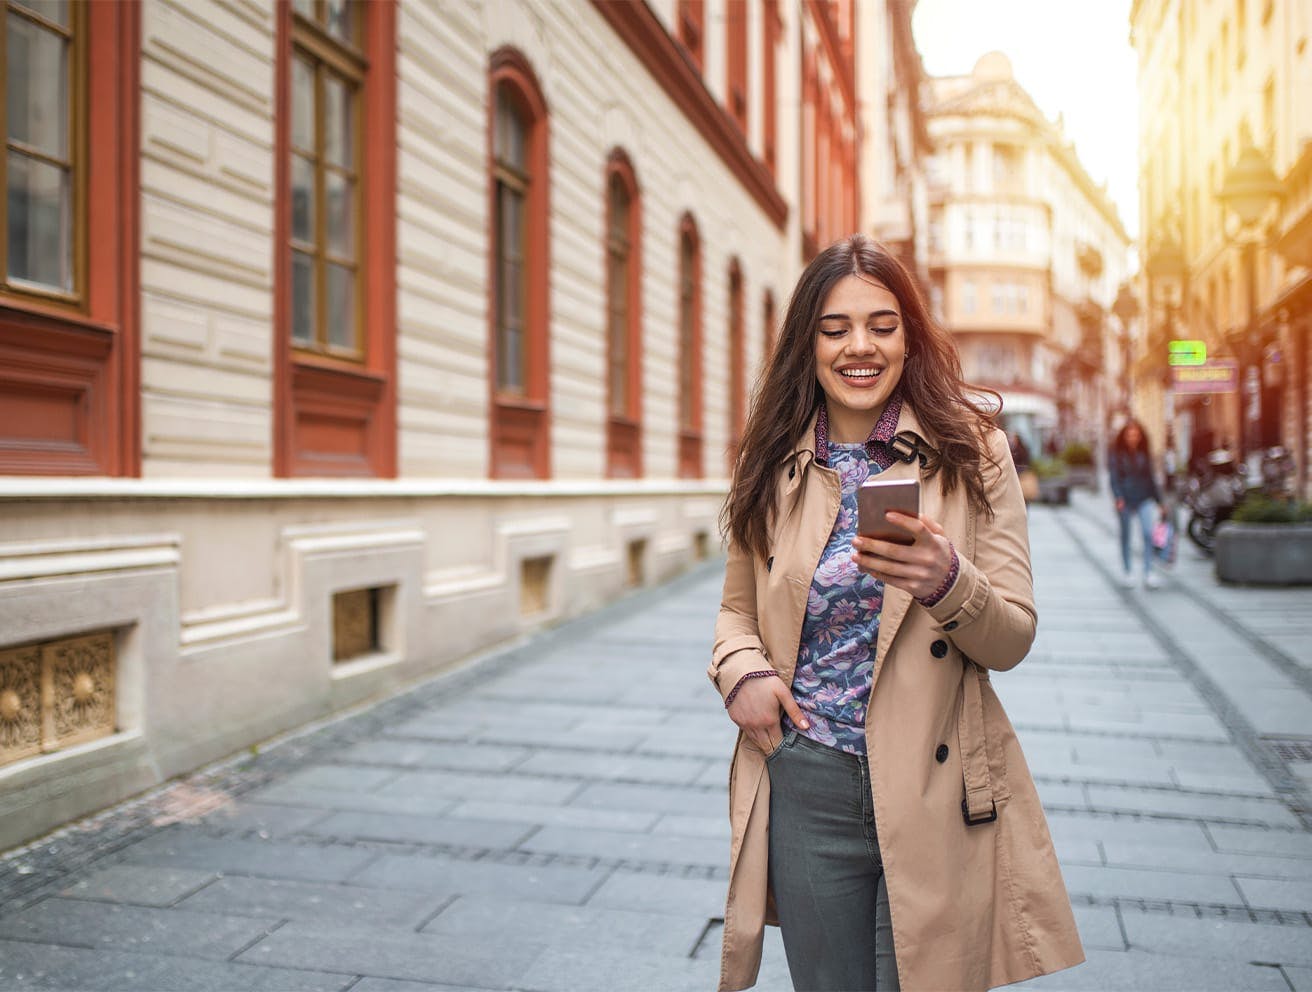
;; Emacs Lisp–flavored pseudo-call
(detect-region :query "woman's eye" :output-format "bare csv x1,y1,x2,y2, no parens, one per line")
819,327,846,337
872,324,899,334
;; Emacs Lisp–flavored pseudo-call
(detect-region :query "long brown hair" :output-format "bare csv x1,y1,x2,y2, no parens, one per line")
722,235,1001,561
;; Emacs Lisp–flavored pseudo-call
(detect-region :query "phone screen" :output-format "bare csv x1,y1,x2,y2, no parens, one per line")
856,478,920,545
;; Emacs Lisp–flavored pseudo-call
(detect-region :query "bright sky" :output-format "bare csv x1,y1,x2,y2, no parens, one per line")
912,0,1141,241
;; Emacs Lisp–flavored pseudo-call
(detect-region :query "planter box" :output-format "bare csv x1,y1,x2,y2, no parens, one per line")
1037,476,1070,505
1066,465,1097,489
1215,522,1312,585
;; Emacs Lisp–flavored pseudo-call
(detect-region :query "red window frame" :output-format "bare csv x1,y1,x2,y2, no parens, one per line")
605,148,643,479
0,0,140,476
273,0,397,478
678,213,703,479
725,0,748,132
676,0,705,71
727,257,745,471
487,47,552,480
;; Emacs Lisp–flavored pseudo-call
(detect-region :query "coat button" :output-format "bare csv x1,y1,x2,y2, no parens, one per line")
930,639,948,658
766,556,774,572
935,744,949,763
943,620,958,631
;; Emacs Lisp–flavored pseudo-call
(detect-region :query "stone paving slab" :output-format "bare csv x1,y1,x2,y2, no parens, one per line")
1014,947,1291,990
0,896,276,960
421,895,707,957
566,781,726,817
56,864,218,907
512,945,717,992
1286,964,1312,991
1100,840,1312,880
445,799,659,833
245,784,459,819
517,824,724,867
236,920,546,989
174,875,443,927
306,810,536,849
1081,784,1300,827
350,853,606,905
120,830,378,883
338,740,533,773
351,980,479,992
1207,823,1312,858
1232,876,1312,913
586,870,726,918
197,800,331,837
1058,863,1248,905
1118,908,1312,965
0,937,352,991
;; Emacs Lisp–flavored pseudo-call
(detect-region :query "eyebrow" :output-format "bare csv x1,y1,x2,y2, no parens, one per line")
818,309,900,321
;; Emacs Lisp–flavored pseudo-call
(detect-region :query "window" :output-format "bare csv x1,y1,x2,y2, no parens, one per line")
676,0,704,70
4,0,81,301
962,278,977,315
276,0,397,478
0,0,138,476
605,149,642,478
488,48,550,479
762,0,778,173
678,214,703,478
726,0,748,132
289,1,363,359
727,258,745,468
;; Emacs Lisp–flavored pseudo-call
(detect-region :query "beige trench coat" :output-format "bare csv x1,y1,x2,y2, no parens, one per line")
709,405,1084,991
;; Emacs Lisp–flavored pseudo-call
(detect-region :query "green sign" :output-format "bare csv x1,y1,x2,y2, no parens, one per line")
1168,340,1207,366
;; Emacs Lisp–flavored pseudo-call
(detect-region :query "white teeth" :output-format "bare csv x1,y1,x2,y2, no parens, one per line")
840,368,880,379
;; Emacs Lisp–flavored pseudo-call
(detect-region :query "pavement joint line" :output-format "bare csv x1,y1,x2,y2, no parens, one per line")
1069,895,1312,927
410,893,458,934
1052,509,1312,831
1012,723,1245,744
225,916,289,963
1068,496,1312,701
1040,802,1304,829
0,558,727,910
1032,774,1279,799
687,915,722,960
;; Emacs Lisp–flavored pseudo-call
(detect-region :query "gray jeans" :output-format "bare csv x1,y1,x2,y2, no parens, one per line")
767,731,900,992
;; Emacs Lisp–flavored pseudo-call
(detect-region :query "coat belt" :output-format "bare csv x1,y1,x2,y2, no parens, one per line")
957,660,998,825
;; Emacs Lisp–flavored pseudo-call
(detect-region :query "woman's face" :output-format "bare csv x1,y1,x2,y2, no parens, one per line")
1125,423,1143,449
813,274,906,437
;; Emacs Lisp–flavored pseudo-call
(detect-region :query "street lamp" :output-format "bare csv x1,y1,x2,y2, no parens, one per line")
1112,282,1139,412
1217,134,1281,464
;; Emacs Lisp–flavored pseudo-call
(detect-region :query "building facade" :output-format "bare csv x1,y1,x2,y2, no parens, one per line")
1133,0,1312,490
924,53,1131,459
0,0,875,849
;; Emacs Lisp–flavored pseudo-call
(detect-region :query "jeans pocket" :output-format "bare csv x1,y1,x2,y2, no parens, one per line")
765,729,795,762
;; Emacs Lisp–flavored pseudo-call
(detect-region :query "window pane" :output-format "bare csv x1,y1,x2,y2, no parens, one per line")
325,170,354,259
292,57,314,153
324,73,354,169
6,151,71,291
500,322,522,392
325,0,353,42
292,0,313,17
12,1,67,27
494,86,526,170
291,250,315,345
499,184,523,264
291,154,315,244
326,262,356,351
6,12,68,158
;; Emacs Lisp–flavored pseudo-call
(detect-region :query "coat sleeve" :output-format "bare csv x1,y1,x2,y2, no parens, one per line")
920,428,1037,671
708,536,775,704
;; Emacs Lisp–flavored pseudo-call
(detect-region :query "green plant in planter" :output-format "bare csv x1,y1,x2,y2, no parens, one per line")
1059,442,1094,467
1230,494,1312,524
1032,456,1067,480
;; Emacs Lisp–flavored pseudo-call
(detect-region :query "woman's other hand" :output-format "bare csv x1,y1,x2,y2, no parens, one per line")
852,512,953,600
726,675,809,755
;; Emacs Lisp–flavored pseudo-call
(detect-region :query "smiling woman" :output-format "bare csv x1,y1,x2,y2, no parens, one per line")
710,235,1084,992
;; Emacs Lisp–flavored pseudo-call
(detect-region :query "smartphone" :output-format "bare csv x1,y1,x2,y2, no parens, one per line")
857,478,920,545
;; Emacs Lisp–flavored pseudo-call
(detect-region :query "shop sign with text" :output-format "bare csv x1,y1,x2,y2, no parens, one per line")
1171,359,1238,394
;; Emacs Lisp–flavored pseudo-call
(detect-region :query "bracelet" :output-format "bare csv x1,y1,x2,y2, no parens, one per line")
724,669,779,708
916,544,960,607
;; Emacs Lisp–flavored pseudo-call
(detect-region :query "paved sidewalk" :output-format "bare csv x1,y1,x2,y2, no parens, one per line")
1,503,1310,991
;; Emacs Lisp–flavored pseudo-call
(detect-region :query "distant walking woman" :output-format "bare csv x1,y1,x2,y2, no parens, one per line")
709,235,1083,991
1108,418,1162,589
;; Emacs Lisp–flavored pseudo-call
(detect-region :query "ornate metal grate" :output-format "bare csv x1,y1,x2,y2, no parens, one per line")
0,632,116,767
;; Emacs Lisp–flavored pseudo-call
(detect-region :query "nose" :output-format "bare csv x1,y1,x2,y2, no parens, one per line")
845,326,878,355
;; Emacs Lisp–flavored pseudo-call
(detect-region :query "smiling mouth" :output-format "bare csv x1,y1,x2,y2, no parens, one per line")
838,367,883,380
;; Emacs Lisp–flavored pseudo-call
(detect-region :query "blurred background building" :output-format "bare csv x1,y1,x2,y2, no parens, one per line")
0,0,935,850
1133,0,1312,493
924,52,1131,461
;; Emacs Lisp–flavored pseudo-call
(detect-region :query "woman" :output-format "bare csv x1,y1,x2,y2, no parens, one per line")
710,236,1082,991
1108,419,1162,589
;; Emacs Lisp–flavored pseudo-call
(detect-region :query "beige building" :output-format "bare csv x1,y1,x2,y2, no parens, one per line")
925,53,1132,459
1133,0,1312,491
0,0,881,850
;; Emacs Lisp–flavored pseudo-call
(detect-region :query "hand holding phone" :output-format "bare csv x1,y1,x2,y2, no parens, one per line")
857,478,920,546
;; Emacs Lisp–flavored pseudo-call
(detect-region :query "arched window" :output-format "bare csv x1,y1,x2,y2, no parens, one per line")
489,48,550,479
605,149,642,478
678,214,702,479
727,257,745,470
